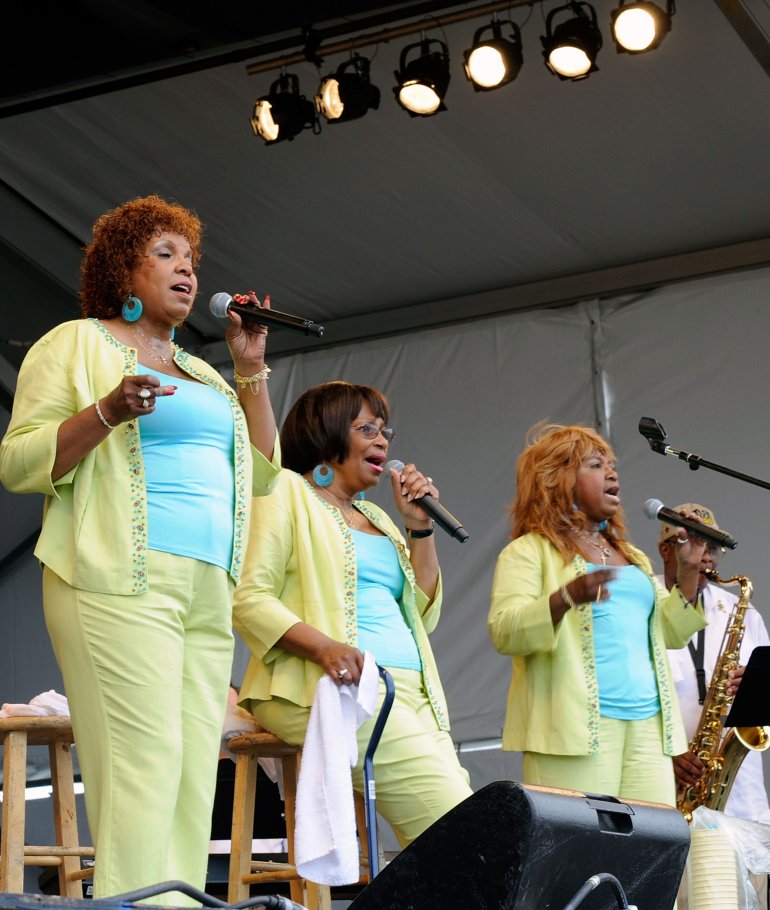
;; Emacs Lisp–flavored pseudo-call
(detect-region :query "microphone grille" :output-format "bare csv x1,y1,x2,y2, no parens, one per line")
209,292,232,318
384,459,405,473
643,498,664,520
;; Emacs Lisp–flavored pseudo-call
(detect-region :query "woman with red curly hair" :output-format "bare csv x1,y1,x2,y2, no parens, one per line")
0,195,280,901
488,423,707,807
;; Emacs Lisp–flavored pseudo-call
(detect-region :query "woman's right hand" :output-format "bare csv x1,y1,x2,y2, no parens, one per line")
565,569,616,605
550,570,615,624
315,640,365,687
278,623,364,686
98,374,177,425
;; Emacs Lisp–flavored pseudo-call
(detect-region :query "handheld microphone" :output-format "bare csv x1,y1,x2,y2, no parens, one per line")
643,498,737,550
384,460,469,544
209,292,325,337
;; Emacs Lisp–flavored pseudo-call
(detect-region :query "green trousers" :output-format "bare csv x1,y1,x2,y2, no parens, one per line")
43,551,234,904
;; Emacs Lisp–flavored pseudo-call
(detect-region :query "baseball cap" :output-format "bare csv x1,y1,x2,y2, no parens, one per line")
658,502,720,543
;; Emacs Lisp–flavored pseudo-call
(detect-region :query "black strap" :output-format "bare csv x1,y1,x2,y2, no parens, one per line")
688,627,707,704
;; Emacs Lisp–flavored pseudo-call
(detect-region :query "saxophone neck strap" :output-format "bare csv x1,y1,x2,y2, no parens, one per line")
688,627,707,705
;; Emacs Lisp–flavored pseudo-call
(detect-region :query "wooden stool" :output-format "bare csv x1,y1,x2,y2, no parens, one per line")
0,715,94,897
226,730,371,910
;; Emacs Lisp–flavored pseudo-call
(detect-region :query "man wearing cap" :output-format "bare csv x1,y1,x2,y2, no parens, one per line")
659,503,770,909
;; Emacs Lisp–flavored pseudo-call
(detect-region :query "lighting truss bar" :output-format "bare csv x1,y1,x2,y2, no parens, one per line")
246,0,536,76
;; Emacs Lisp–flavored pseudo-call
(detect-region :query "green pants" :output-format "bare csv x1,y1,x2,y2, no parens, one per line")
523,712,677,806
43,551,234,903
247,667,473,847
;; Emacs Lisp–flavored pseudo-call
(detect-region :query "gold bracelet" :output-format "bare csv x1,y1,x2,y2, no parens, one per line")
234,365,271,395
560,585,578,611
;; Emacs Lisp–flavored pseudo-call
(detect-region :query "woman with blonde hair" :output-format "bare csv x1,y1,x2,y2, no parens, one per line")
488,422,707,805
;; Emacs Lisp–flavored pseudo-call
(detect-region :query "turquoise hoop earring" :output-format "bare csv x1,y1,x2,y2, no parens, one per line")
312,464,334,487
598,520,608,531
122,296,143,322
357,491,366,501
170,327,175,342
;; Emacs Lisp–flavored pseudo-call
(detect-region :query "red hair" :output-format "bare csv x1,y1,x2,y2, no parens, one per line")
511,422,635,564
80,195,203,319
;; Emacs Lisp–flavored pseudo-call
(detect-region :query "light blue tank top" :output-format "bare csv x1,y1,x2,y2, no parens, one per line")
138,365,235,571
589,562,661,720
353,529,421,670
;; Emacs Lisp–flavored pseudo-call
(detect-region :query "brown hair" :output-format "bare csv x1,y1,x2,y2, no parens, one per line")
79,195,203,319
281,381,390,475
511,422,634,564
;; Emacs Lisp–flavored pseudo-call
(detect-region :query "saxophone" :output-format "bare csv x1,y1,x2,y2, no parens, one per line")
677,569,770,821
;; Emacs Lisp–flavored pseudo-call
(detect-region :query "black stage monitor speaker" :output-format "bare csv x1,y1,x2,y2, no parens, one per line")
349,780,690,910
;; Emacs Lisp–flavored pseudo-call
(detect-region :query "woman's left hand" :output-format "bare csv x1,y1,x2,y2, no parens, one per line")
226,291,269,372
389,462,436,530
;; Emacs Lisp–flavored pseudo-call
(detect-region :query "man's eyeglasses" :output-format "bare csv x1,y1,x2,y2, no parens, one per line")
351,423,395,442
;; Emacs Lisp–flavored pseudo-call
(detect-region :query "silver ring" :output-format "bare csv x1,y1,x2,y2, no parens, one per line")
338,668,349,679
426,476,433,484
138,388,151,399
677,537,686,545
142,399,150,409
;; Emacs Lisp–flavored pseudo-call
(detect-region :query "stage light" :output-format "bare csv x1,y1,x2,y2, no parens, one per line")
541,2,603,80
611,1,674,53
463,20,523,91
250,73,316,144
393,37,451,116
315,55,381,123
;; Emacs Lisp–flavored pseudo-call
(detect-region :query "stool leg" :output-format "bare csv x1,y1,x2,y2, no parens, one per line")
228,751,258,904
282,751,306,908
50,741,83,898
1,731,28,894
285,751,333,910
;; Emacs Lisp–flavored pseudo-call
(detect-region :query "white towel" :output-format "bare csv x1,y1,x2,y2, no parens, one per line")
0,689,70,718
294,652,380,885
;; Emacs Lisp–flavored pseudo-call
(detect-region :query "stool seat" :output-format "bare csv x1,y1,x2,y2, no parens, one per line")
226,729,370,910
0,715,93,897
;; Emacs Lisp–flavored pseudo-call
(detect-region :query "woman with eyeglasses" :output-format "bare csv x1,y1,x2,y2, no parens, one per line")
233,380,472,847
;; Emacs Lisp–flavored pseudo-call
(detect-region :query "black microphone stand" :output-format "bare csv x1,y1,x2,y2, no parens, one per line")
638,417,770,491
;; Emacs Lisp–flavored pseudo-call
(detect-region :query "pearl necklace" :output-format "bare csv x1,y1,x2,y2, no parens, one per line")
575,531,612,565
131,323,173,366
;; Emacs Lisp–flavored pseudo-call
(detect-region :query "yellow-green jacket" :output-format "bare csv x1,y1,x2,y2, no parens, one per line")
488,532,707,756
233,468,451,730
0,318,280,594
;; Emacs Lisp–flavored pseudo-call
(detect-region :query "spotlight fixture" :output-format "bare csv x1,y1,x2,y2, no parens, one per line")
541,2,603,81
250,73,316,144
463,19,523,92
315,55,381,123
611,1,674,54
393,37,451,117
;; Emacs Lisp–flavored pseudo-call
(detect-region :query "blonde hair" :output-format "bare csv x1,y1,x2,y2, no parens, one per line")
511,422,634,564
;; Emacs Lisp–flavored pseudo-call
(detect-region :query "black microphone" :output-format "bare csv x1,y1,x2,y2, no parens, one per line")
643,498,737,550
384,460,469,544
209,292,324,337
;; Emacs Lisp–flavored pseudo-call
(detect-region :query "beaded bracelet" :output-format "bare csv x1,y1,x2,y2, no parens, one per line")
94,400,115,430
234,365,271,395
560,585,578,611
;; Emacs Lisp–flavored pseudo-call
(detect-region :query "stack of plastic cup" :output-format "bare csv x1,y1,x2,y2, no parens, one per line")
687,826,740,910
